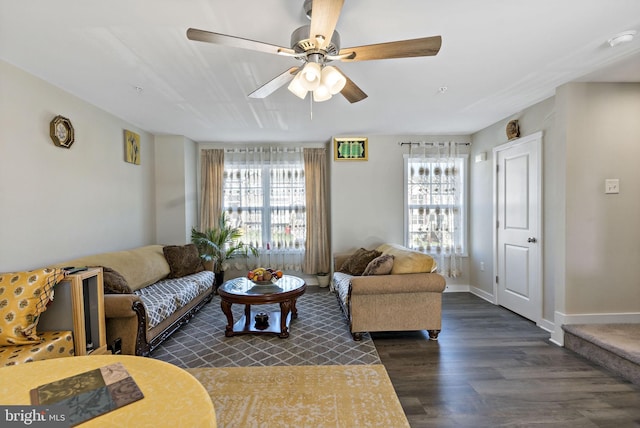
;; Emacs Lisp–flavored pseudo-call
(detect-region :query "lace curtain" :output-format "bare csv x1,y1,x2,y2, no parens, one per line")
407,142,463,278
223,147,305,272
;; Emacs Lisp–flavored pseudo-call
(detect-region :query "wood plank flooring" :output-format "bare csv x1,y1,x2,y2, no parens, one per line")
372,292,640,428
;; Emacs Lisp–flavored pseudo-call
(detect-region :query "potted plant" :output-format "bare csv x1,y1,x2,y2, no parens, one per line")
316,272,330,288
191,211,258,288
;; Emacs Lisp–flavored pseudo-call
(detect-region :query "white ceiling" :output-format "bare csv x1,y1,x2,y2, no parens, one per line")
1,0,639,143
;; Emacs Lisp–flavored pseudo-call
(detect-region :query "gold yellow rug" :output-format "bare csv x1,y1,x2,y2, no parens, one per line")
187,364,409,428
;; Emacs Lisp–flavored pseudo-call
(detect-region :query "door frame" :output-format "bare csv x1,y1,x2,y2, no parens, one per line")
492,131,543,322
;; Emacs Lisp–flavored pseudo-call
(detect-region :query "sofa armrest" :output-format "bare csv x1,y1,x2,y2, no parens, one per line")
103,294,142,318
333,253,352,271
103,294,146,355
349,273,446,295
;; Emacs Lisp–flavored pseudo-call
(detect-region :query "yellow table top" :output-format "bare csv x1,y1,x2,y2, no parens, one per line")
0,355,216,428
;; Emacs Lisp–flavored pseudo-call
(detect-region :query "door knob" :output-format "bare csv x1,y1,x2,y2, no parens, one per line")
527,237,537,243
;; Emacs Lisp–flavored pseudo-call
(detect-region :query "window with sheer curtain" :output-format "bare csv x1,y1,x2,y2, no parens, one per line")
222,147,305,271
403,142,467,277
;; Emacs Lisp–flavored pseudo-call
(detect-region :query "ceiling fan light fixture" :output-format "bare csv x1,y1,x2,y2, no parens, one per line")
300,62,322,91
287,73,308,99
313,84,332,102
321,66,346,95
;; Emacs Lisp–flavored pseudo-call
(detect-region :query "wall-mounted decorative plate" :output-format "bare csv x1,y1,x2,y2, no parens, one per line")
50,115,75,148
334,137,368,161
506,120,520,140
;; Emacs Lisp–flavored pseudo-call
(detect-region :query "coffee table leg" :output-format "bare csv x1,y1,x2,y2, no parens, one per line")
220,300,235,337
291,298,299,319
278,300,291,338
244,304,251,328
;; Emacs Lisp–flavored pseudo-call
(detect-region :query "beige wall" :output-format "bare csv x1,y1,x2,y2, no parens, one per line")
0,60,157,271
560,82,640,315
330,134,472,288
155,135,199,245
469,82,640,343
470,96,560,323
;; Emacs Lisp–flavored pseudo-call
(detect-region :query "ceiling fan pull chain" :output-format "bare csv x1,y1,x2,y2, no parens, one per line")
310,95,313,120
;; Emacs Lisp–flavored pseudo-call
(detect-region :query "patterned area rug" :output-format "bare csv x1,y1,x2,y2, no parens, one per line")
187,364,409,428
152,289,381,367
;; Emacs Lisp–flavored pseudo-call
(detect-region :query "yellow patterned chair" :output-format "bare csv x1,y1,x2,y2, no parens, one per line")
0,268,75,366
0,331,74,366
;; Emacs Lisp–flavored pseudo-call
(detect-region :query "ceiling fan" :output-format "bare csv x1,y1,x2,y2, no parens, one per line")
187,0,442,103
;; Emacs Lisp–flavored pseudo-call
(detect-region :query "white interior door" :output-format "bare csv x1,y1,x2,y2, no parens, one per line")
494,132,542,322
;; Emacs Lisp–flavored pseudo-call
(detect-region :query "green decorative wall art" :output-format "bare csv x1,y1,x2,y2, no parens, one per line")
334,137,368,161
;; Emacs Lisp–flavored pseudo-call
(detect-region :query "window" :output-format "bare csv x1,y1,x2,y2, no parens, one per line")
222,148,306,271
404,153,467,257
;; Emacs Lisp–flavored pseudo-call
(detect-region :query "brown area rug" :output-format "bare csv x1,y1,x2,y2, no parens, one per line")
187,364,409,428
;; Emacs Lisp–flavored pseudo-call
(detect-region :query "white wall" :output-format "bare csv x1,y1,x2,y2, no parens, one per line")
0,60,157,271
155,135,199,245
330,134,472,287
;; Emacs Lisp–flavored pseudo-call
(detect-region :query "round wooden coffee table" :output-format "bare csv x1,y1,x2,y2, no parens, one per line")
218,275,306,338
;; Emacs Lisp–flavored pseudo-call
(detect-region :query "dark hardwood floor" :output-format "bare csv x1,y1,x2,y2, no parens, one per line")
372,293,640,428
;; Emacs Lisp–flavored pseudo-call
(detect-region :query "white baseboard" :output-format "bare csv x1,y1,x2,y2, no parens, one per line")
443,284,470,293
469,286,495,304
537,318,555,338
558,312,640,324
443,284,495,304
552,311,640,347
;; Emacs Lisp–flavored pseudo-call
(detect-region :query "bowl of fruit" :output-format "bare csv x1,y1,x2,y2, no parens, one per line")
247,267,284,285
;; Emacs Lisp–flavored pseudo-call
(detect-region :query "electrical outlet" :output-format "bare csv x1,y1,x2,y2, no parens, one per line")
605,179,620,194
480,262,485,271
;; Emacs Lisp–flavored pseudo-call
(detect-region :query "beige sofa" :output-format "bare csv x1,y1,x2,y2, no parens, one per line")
54,245,214,356
333,244,446,340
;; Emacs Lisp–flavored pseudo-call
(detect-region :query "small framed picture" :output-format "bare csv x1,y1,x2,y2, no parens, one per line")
334,137,368,161
124,130,140,165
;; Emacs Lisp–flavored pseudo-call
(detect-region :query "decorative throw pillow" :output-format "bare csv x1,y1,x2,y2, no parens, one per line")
363,254,395,276
102,267,132,294
376,243,438,274
0,268,65,345
338,248,382,276
163,244,204,279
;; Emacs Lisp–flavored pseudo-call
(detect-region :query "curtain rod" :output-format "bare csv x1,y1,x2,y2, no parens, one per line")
398,141,471,147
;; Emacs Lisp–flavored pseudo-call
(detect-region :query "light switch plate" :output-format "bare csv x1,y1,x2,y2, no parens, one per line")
605,179,620,194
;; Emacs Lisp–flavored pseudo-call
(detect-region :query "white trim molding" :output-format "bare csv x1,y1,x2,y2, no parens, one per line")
552,311,640,346
470,286,495,304
444,284,471,293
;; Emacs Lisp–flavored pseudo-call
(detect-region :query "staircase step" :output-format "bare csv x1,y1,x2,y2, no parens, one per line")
563,324,640,385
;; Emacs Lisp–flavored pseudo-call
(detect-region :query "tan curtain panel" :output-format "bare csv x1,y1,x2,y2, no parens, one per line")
303,148,330,274
199,149,224,231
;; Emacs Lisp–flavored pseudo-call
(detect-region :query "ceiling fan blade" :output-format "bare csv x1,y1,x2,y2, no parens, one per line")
248,67,300,99
187,28,296,56
334,67,367,103
339,36,442,62
309,0,344,50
